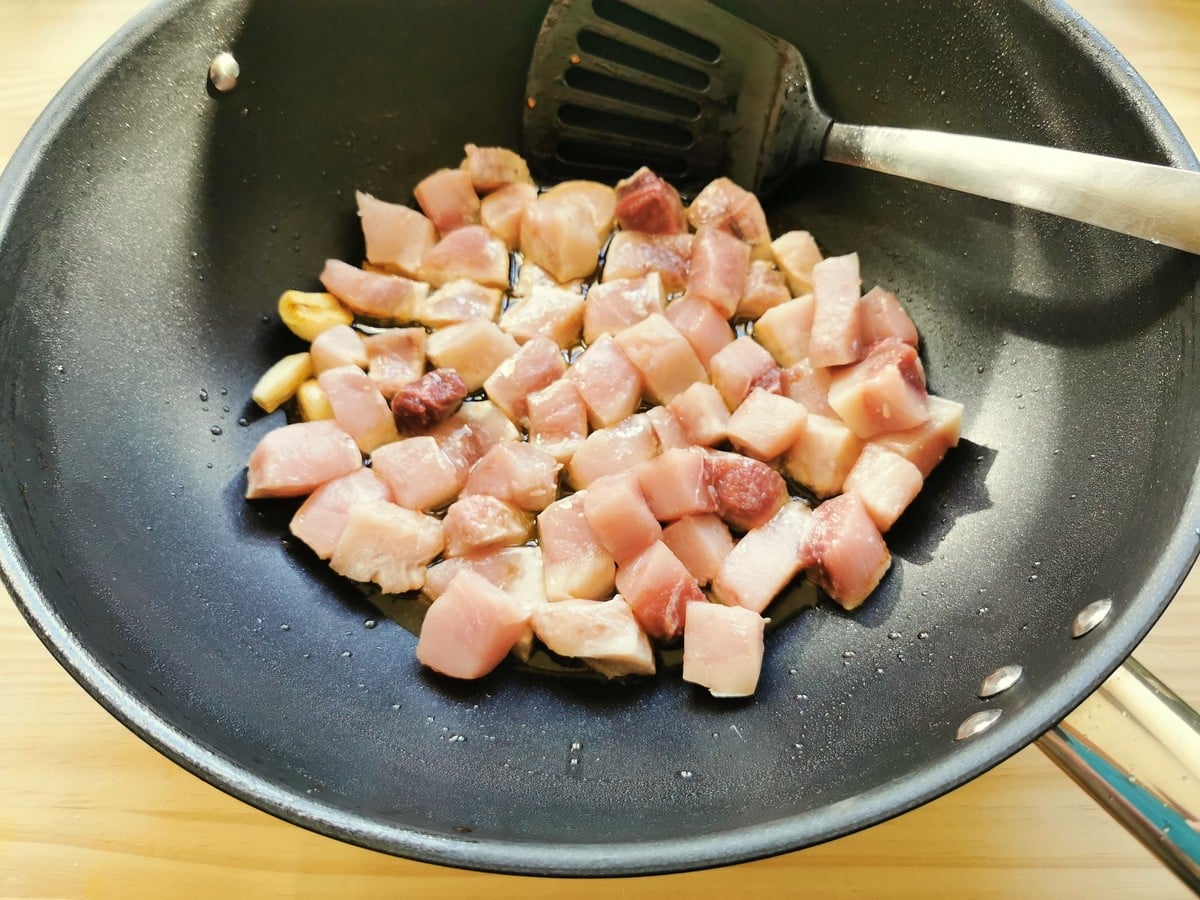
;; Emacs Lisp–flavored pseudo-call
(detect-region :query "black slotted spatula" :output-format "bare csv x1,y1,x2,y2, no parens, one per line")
523,0,1200,253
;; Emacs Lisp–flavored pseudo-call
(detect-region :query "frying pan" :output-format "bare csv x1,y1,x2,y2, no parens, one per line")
2,0,1199,880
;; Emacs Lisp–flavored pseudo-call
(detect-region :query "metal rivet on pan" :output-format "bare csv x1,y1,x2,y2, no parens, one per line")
978,664,1023,698
1071,598,1112,638
954,708,1002,742
209,52,240,92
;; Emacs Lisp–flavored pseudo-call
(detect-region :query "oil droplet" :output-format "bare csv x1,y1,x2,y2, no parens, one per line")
199,389,209,402
341,650,352,658
448,734,465,743
676,770,693,779
364,619,378,629
280,624,291,631
841,650,855,659
918,631,929,640
210,425,223,435
888,631,900,640
238,417,249,427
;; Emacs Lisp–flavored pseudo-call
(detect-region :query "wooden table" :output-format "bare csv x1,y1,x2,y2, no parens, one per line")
2,2,1198,897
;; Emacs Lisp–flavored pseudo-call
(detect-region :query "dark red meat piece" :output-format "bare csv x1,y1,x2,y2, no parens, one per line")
391,368,468,431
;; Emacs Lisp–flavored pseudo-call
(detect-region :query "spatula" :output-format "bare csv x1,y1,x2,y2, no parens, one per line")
523,0,1200,253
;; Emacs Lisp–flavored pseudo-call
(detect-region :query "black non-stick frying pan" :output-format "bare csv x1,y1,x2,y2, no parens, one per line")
2,0,1199,879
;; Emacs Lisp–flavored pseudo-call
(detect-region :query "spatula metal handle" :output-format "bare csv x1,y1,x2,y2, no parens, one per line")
824,122,1200,254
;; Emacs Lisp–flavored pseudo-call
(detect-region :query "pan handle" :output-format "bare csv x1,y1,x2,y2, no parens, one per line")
1037,658,1200,891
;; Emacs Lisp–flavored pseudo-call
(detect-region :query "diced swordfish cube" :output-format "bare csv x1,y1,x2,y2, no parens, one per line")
783,413,863,498
416,571,531,679
537,492,616,601
390,369,468,432
708,336,783,410
512,260,585,298
686,226,751,318
583,272,666,345
460,143,534,194
413,167,480,235
782,359,835,417
461,442,562,512
682,603,768,698
637,447,718,521
842,443,924,532
602,231,693,292
419,225,510,290
423,399,519,479
860,285,918,348
355,191,437,280
564,335,643,429
482,336,566,425
664,295,735,367
416,279,503,328
425,320,519,392
705,450,789,532
770,230,823,296
726,388,808,461
317,365,400,453
310,324,368,374
319,259,428,323
712,500,813,613
737,260,792,319
479,181,538,250
614,314,708,405
566,413,658,489
527,378,588,463
754,294,814,368
809,252,863,367
872,394,963,477
363,327,425,400
582,471,662,565
370,436,462,511
615,541,704,642
827,337,929,438
289,468,392,559
667,382,730,447
644,405,690,451
687,177,771,260
499,285,586,347
532,597,656,678
614,166,687,235
329,500,444,594
662,514,733,586
519,180,615,282
442,494,533,557
799,492,891,610
245,420,362,499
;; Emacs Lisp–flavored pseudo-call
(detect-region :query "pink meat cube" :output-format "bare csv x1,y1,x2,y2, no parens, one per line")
583,272,666,345
424,546,545,605
460,144,533,194
566,413,658,489
602,231,693,292
310,324,367,373
482,336,566,424
637,447,718,520
370,436,462,511
537,492,616,601
519,181,615,282
753,294,815,367
860,285,918,348
726,388,808,461
614,314,708,405
564,335,643,428
363,327,425,400
319,259,428,322
442,494,533,557
317,365,400,453
512,260,585,298
416,571,531,679
245,420,362,499
417,279,503,328
712,500,813,613
420,225,510,289
390,369,468,432
425,399,520,479
662,514,733,586
782,358,836,417
615,541,704,641
527,378,588,463
461,442,562,512
425,320,519,391
809,252,863,367
644,405,689,451
329,500,444,594
356,191,437,279
499,285,586,347
664,295,735,367
682,603,767,697
708,336,783,410
873,394,963,477
705,450,789,532
687,177,771,260
799,492,891,610
827,337,929,438
614,166,687,235
479,181,538,250
583,472,663,565
532,597,656,677
737,260,791,319
843,443,924,532
783,414,863,498
686,226,751,318
770,230,823,296
413,167,480,234
290,468,392,559
667,382,730,447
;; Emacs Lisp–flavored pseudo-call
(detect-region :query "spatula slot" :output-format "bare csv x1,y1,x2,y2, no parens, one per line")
591,0,721,64
555,139,689,179
563,67,702,120
557,103,695,149
577,29,710,92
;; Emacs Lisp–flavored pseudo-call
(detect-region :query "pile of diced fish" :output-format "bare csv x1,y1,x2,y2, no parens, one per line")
243,145,963,697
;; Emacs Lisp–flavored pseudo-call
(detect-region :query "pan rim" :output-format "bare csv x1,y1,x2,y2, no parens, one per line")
1,0,1198,877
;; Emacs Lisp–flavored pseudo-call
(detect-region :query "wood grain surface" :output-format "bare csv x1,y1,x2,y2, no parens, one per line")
2,1,1198,897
